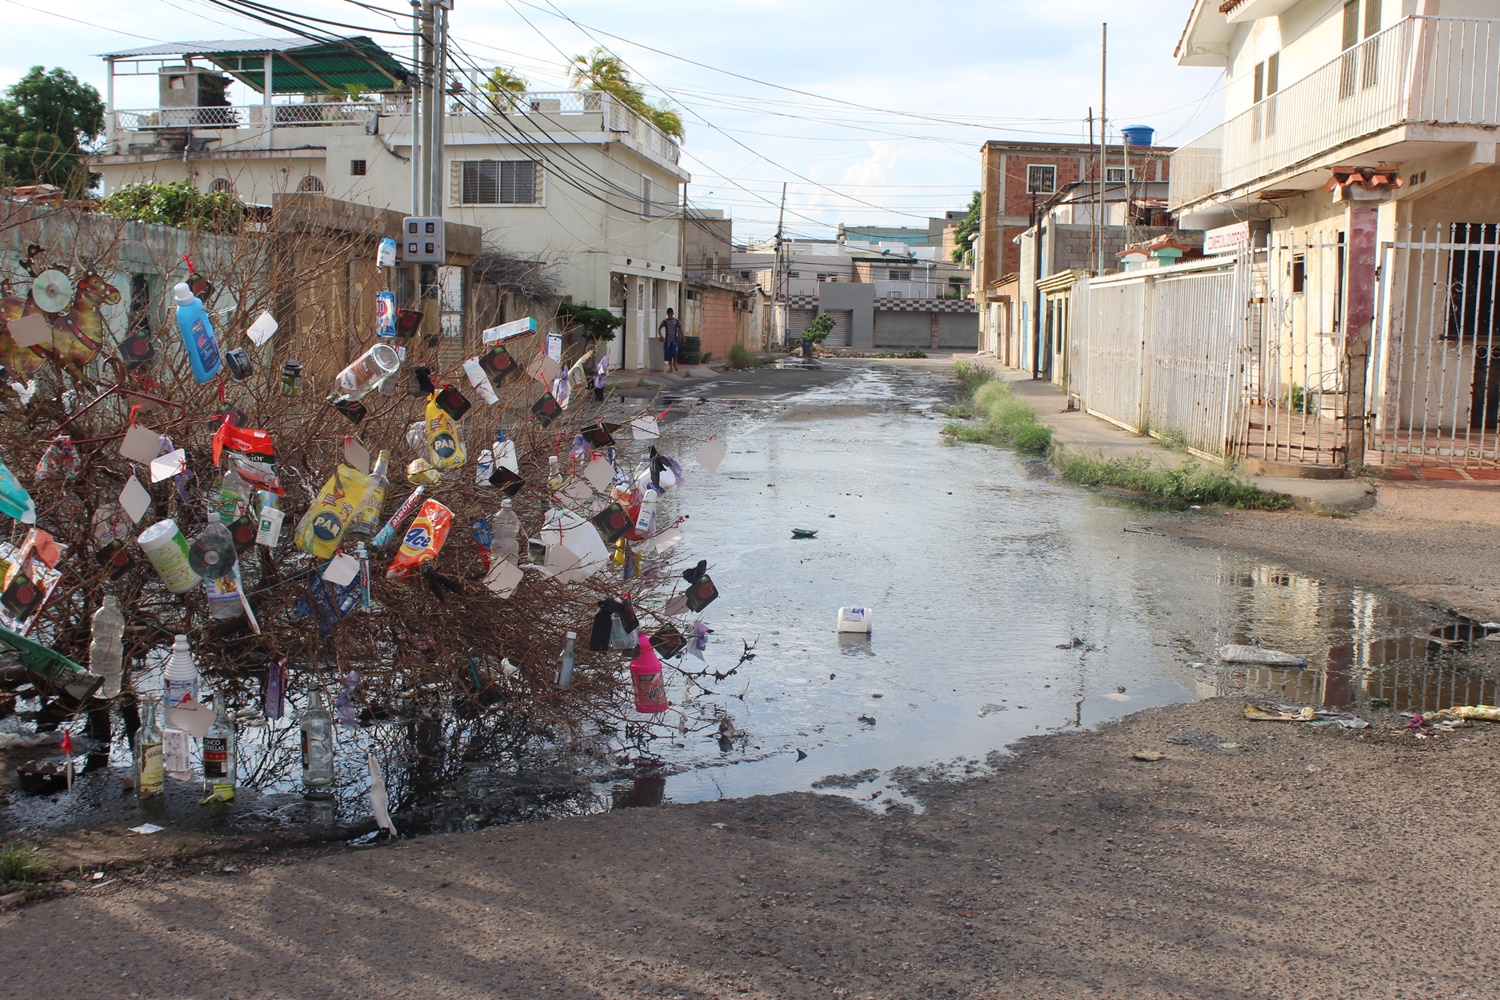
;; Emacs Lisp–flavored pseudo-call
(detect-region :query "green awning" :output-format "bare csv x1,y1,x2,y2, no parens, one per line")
203,36,409,95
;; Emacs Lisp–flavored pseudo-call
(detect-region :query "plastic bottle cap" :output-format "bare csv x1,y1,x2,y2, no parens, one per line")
566,630,577,638
172,282,195,304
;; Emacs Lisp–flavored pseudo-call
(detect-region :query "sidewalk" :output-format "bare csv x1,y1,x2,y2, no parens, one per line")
982,362,1378,513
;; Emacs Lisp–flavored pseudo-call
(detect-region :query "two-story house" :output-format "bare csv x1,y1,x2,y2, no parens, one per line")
1171,0,1500,469
89,36,688,371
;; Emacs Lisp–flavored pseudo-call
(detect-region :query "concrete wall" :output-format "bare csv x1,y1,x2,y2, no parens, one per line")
817,281,876,349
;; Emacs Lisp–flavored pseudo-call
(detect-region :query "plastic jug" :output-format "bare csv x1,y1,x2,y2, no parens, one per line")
173,282,222,382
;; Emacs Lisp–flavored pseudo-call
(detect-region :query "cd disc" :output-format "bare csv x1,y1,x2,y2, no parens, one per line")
30,270,74,313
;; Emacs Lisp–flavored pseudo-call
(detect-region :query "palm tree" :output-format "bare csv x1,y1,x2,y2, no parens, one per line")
483,66,529,111
567,48,684,141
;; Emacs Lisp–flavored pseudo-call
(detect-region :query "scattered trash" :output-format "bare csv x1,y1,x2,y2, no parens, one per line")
1132,750,1164,761
837,607,872,634
1219,645,1307,667
1244,704,1368,728
790,528,818,539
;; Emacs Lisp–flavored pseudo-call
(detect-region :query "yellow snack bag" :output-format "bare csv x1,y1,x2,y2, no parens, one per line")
294,464,373,559
425,395,467,471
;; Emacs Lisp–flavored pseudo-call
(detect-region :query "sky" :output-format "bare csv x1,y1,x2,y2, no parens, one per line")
0,0,1225,243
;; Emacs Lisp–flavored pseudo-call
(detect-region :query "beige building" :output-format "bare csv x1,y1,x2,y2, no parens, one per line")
89,36,688,370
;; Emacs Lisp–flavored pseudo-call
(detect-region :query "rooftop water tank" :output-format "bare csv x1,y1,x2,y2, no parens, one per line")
1121,125,1155,147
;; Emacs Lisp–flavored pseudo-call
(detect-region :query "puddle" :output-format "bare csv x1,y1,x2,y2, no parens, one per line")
5,362,1499,839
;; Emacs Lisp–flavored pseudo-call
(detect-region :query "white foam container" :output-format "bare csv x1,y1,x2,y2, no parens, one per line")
837,607,873,633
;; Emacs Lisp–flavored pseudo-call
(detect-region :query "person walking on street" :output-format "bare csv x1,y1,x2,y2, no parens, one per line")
659,308,682,373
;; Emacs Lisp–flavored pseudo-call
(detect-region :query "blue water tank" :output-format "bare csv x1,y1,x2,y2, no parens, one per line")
1121,125,1155,147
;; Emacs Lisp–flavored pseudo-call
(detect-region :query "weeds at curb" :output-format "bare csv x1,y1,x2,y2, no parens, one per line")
1053,450,1294,510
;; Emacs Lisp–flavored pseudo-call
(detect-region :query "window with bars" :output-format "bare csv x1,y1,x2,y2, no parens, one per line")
458,160,540,204
350,159,367,176
1105,167,1135,183
1026,164,1056,194
1446,223,1500,342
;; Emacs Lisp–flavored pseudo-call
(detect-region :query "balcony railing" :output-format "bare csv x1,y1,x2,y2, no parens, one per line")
110,90,681,165
1169,15,1500,210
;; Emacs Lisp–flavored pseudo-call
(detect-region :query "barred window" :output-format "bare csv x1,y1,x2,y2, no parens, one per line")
459,160,540,204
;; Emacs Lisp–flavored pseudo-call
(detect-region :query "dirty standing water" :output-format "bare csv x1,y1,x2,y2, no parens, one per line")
5,361,1497,838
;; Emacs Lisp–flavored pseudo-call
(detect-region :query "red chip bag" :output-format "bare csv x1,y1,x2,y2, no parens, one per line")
212,421,282,494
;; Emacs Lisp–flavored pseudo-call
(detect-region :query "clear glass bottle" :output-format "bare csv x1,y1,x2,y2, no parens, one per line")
554,630,577,689
202,695,236,797
135,700,164,798
300,689,336,790
345,450,391,541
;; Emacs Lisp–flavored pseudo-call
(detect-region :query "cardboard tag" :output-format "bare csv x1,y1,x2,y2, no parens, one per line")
653,526,683,553
696,439,727,473
119,424,163,464
562,477,593,503
149,448,187,483
168,698,216,739
7,313,51,349
343,436,370,475
245,311,278,347
663,593,689,617
527,354,561,386
631,415,660,441
256,506,284,547
546,331,562,361
322,551,361,587
92,503,133,545
119,476,151,523
584,456,615,492
483,559,524,597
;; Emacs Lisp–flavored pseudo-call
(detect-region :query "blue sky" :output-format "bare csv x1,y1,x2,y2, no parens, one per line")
1,0,1224,241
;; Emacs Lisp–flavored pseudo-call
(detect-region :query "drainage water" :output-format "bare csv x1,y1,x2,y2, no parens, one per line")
4,362,1496,837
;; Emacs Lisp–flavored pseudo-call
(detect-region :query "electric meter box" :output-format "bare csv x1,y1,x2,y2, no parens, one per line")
401,216,446,264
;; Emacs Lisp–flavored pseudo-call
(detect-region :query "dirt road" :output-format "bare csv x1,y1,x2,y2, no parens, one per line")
5,698,1498,999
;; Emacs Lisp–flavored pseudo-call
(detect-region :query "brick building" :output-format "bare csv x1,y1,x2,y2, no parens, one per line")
976,139,1174,283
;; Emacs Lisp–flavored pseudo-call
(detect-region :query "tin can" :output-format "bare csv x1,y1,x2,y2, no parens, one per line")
224,348,252,380
377,237,398,268
376,291,397,338
281,361,302,396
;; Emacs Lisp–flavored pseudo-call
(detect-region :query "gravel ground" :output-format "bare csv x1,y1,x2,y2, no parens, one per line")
4,698,1498,999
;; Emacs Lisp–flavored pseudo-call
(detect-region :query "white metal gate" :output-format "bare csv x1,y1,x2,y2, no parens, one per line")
1070,255,1250,459
1241,236,1349,468
1372,223,1500,469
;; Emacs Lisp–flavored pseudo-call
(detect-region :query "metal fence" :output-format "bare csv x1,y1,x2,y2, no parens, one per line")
1371,223,1500,468
1070,255,1250,459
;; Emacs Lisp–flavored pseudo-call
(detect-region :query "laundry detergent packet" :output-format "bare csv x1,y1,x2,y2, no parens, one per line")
386,499,453,582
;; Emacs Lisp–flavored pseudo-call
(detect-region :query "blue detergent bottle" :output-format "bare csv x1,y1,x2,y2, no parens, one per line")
173,282,222,382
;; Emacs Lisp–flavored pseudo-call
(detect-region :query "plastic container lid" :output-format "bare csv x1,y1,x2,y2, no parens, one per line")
172,282,195,304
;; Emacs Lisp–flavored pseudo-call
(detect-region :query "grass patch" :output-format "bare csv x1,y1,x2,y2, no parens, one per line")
953,360,996,396
727,343,754,369
1156,427,1190,453
1,842,49,894
874,348,929,359
1053,450,1293,510
942,380,1053,455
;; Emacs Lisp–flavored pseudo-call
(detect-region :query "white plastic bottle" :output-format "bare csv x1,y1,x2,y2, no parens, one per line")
88,595,126,700
162,635,200,709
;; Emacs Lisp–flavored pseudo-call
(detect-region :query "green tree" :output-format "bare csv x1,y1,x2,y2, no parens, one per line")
483,67,529,111
97,180,245,234
951,190,981,265
567,47,684,142
556,302,624,343
0,66,105,193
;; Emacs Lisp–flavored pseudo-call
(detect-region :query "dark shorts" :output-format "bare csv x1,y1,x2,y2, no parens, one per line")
663,339,679,360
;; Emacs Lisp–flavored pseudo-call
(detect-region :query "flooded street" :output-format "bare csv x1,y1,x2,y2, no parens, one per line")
5,360,1499,838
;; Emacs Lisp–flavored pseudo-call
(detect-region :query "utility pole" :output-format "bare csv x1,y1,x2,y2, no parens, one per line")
774,182,787,348
414,0,451,339
1097,22,1108,275
410,0,421,214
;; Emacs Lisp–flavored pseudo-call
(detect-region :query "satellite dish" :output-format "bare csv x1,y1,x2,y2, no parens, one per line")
31,270,74,314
